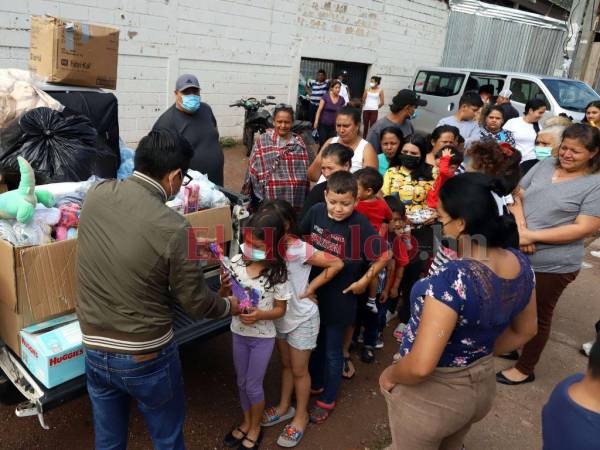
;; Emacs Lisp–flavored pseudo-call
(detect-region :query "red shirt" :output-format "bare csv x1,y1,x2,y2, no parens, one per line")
427,155,455,209
392,236,410,267
355,198,393,233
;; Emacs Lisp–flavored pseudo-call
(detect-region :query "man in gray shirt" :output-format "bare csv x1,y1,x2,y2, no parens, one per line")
436,92,483,145
366,89,426,153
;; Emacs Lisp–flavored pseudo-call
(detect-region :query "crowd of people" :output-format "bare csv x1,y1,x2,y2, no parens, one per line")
75,71,600,450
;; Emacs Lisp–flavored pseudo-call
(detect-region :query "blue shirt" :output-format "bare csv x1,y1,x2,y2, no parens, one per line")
378,154,390,176
399,249,534,367
542,374,600,450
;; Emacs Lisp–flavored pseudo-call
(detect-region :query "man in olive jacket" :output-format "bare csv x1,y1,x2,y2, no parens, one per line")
77,129,232,450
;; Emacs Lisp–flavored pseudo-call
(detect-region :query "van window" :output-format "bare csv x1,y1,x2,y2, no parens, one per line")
509,79,549,107
467,76,505,95
414,71,465,97
541,79,600,113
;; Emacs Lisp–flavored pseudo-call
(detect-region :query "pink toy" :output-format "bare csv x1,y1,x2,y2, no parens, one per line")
55,204,80,241
183,184,200,214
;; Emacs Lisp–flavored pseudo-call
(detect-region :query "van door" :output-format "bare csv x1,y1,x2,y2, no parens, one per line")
506,77,553,119
412,70,466,134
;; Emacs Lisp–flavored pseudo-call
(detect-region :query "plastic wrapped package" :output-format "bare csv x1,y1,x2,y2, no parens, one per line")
186,170,229,209
13,221,52,246
0,219,17,244
0,107,99,185
0,69,64,128
36,175,102,206
117,139,134,180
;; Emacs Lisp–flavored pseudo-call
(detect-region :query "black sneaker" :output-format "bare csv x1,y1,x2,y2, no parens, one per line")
361,347,375,364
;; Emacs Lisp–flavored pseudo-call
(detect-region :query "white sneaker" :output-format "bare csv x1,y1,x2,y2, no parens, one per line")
375,336,384,349
581,262,593,269
591,250,600,259
386,310,398,323
366,299,378,314
582,341,594,356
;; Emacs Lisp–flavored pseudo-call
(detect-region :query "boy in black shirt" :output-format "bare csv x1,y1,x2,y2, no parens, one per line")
300,171,391,424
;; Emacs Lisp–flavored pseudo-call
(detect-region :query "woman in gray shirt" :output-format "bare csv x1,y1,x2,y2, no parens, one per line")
498,123,600,385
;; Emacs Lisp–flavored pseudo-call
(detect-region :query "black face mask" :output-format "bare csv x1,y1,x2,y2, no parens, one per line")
400,154,421,169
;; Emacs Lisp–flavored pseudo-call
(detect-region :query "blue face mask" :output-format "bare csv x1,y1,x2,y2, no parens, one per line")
240,243,267,261
181,95,201,113
534,146,553,160
410,109,420,120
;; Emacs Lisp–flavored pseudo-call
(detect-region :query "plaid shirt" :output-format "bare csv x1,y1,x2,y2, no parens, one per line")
242,129,310,210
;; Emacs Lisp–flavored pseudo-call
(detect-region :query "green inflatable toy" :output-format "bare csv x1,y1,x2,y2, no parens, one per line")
0,157,55,223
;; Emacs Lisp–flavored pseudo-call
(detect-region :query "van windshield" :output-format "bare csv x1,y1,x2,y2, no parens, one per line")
541,79,600,113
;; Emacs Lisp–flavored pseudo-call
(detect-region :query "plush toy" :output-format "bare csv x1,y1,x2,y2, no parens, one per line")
55,203,80,241
0,157,54,223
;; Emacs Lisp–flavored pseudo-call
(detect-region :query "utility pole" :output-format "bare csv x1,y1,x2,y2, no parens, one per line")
570,0,597,80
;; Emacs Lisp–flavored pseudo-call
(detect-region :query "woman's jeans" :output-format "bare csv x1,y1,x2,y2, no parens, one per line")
85,341,186,450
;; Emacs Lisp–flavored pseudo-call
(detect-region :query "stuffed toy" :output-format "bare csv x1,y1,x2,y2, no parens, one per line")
0,156,54,223
55,203,80,241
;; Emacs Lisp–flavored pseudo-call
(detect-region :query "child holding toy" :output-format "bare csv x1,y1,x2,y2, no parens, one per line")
224,209,292,450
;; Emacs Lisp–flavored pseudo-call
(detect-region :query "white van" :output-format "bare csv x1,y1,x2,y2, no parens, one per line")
411,67,600,133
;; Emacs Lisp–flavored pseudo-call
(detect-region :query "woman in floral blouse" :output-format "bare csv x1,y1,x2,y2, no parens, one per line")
379,173,537,450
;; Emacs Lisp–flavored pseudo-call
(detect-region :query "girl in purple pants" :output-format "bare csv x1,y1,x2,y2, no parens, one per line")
224,210,292,450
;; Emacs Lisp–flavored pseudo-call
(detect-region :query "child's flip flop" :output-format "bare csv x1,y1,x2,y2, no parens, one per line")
261,406,296,427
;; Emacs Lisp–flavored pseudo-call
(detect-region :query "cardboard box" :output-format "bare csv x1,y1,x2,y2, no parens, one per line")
0,206,232,355
0,238,78,356
20,313,84,388
29,15,119,90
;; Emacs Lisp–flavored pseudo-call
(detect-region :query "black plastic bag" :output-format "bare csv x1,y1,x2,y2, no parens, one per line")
0,107,98,186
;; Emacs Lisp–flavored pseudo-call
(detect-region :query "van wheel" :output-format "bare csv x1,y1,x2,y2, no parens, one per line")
0,369,24,405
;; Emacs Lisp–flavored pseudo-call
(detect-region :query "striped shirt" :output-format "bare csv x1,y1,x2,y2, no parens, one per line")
308,79,329,105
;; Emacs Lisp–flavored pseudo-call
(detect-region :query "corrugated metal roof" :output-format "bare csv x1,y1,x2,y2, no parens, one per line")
449,0,569,29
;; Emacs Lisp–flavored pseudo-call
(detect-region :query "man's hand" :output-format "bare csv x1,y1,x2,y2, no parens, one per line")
342,278,369,295
195,237,217,260
218,269,232,297
520,244,536,255
519,228,535,246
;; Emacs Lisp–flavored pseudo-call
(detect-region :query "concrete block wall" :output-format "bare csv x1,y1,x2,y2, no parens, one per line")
0,0,449,146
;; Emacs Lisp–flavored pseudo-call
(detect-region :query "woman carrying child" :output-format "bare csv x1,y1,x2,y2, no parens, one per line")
258,200,344,448
224,210,292,450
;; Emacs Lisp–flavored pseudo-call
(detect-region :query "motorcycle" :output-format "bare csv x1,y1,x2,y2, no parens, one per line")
229,96,317,158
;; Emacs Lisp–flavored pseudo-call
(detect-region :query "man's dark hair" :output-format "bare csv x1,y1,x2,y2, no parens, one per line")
326,170,358,198
134,129,193,179
589,334,600,378
384,195,406,217
459,91,484,109
479,84,494,96
524,98,547,115
355,167,384,193
318,69,326,75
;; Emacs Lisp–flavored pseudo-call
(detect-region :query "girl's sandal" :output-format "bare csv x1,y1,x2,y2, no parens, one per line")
309,400,336,424
276,423,305,448
261,406,296,427
223,427,247,448
342,357,355,379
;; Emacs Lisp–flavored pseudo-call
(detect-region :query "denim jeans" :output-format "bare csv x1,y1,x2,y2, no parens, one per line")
85,341,186,450
355,295,387,348
309,323,345,405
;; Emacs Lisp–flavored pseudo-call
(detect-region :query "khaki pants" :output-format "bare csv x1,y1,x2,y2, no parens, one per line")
382,355,495,450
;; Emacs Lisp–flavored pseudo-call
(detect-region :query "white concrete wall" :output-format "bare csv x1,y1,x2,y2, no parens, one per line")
0,0,449,146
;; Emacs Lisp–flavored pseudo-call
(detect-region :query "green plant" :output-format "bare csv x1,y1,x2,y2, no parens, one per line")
219,137,238,148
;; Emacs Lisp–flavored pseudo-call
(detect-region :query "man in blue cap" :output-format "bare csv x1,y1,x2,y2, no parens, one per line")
152,74,224,186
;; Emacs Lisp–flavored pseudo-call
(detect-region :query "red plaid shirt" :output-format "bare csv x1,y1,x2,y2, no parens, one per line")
243,129,310,210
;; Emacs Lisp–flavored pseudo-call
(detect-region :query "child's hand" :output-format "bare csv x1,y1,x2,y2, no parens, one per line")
219,269,232,297
442,148,454,158
379,290,389,304
342,278,369,295
240,307,260,325
299,287,318,304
